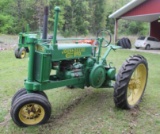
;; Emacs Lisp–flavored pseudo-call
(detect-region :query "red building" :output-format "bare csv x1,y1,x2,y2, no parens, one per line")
109,0,160,42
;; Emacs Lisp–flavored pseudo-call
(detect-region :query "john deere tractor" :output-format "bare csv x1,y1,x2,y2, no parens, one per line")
11,6,148,127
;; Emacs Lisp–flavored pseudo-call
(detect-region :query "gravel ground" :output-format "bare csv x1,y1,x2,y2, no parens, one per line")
0,35,18,51
0,34,160,55
131,48,160,54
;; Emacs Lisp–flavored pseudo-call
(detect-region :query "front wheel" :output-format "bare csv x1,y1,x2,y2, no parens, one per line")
114,55,148,109
19,47,26,58
11,88,48,106
14,47,26,59
10,93,51,127
15,48,20,58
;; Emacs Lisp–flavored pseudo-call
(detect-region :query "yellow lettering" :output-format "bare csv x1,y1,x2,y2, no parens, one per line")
66,53,73,58
74,52,81,57
62,48,86,58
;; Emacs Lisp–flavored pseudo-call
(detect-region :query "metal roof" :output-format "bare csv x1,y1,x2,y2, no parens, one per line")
121,13,160,22
109,0,146,19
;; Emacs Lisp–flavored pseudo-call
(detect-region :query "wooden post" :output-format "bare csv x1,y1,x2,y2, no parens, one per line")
114,18,118,43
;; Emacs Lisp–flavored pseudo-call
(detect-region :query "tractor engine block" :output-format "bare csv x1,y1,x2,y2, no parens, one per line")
57,60,84,80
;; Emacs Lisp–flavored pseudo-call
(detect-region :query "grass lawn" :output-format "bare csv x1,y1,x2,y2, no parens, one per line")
0,48,160,134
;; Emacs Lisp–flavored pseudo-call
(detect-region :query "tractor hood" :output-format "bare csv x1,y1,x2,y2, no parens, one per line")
52,43,92,61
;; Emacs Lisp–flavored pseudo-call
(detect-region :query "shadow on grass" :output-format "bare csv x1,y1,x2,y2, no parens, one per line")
40,88,115,128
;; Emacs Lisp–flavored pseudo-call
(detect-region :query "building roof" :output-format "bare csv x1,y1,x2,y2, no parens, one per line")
109,0,146,19
109,0,160,22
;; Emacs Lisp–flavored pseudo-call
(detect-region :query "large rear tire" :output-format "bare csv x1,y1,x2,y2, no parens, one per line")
10,93,51,127
114,55,148,109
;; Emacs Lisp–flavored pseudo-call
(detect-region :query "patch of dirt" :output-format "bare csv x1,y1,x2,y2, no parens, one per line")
0,35,18,51
0,112,11,127
54,90,92,120
0,43,16,51
124,106,140,134
41,89,93,130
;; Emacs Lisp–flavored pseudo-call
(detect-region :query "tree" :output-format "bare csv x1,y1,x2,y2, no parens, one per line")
0,14,15,34
62,0,90,36
0,0,16,34
49,0,71,34
88,0,106,34
0,0,148,36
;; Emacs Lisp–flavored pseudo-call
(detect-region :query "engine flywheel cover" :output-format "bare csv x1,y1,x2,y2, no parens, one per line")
89,64,106,88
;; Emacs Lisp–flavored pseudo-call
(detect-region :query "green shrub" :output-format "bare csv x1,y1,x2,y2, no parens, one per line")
0,14,15,34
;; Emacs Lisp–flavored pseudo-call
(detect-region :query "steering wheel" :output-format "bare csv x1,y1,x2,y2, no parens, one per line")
97,29,112,47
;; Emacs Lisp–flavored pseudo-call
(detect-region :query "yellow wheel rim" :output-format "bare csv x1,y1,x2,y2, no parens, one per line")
20,50,26,58
19,103,45,125
127,64,147,106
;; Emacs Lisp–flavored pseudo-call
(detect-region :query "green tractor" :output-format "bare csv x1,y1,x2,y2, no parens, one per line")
11,6,148,127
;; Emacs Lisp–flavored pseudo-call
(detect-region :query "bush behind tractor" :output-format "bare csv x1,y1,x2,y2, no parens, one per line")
11,6,148,127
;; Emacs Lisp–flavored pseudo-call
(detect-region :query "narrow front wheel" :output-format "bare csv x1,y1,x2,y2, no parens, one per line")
19,47,26,58
10,93,51,127
15,48,20,58
11,88,48,106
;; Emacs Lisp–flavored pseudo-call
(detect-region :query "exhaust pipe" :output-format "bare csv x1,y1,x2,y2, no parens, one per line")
42,6,49,40
53,6,60,48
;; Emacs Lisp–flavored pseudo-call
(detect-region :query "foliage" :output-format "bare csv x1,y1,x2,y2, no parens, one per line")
118,20,149,36
0,14,15,34
0,0,149,36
